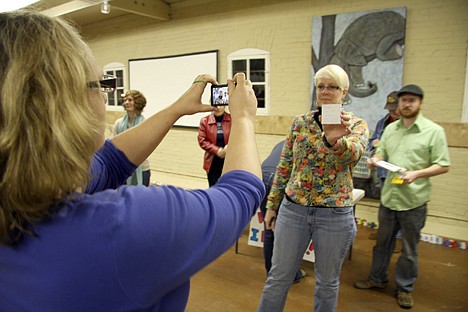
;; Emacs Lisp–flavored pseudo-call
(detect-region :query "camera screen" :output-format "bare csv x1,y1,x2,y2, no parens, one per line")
211,84,229,106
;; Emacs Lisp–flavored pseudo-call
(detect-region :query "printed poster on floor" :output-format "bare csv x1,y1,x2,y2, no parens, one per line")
248,208,315,262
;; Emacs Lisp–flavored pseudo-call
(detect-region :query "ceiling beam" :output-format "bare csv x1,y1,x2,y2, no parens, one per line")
111,0,170,21
41,0,99,16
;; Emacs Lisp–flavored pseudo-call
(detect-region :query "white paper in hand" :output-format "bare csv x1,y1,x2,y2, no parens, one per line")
375,160,406,173
321,104,342,124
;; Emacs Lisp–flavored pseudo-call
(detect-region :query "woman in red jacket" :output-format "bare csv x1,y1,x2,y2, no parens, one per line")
198,106,232,186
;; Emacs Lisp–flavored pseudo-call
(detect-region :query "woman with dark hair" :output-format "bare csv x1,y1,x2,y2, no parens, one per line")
198,105,232,186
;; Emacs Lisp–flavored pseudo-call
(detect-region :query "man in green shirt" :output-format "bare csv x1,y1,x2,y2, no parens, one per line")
354,84,450,310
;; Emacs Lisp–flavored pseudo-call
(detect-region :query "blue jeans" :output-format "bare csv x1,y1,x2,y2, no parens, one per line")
259,176,302,281
262,217,303,282
369,204,427,293
380,178,402,240
257,198,356,312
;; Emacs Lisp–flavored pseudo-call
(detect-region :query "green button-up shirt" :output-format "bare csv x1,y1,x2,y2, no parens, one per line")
377,113,450,211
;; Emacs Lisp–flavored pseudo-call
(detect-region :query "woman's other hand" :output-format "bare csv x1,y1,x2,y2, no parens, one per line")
171,74,218,117
227,73,257,122
323,111,351,145
264,209,277,231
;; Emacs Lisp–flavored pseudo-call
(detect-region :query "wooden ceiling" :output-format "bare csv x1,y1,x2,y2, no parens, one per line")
30,0,193,26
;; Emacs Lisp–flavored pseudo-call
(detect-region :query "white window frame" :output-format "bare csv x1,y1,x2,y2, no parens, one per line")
104,62,126,111
228,48,270,115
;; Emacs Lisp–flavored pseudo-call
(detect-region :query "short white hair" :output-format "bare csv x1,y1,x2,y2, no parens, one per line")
314,64,349,90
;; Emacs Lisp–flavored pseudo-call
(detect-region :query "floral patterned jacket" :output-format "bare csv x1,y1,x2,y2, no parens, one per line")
266,110,369,210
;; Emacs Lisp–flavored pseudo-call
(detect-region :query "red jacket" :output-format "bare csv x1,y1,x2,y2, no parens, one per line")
197,112,232,173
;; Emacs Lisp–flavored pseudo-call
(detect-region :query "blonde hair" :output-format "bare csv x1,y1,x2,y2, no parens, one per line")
0,11,103,245
314,64,350,90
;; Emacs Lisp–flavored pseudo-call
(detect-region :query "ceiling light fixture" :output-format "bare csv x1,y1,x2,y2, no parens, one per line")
101,0,110,14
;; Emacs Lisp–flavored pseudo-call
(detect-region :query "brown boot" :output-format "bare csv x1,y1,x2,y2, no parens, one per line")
396,291,414,309
354,279,387,289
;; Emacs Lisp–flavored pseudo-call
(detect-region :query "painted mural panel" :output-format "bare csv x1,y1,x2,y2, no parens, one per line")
311,7,406,132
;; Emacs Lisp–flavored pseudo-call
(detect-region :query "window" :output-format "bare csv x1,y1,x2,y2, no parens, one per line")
103,62,125,109
228,49,270,115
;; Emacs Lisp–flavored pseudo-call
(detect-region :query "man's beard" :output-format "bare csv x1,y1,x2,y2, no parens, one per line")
399,107,420,119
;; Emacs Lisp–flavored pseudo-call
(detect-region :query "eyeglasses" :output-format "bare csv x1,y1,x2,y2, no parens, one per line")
316,85,341,92
87,74,116,93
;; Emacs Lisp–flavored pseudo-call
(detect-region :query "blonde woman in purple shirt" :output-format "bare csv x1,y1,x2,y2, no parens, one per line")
0,11,264,312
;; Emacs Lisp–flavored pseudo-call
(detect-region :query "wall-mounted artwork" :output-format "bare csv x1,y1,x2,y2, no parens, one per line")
311,7,406,131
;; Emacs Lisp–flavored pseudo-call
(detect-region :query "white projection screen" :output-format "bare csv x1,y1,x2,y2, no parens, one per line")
129,50,218,127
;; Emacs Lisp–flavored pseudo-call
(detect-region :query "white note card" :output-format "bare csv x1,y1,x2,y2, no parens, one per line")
321,104,342,124
375,160,407,173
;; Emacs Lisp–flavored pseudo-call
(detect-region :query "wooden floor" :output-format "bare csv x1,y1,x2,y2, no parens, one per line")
186,225,467,311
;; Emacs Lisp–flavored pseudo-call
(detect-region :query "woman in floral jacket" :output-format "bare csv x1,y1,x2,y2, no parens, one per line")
258,64,369,312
